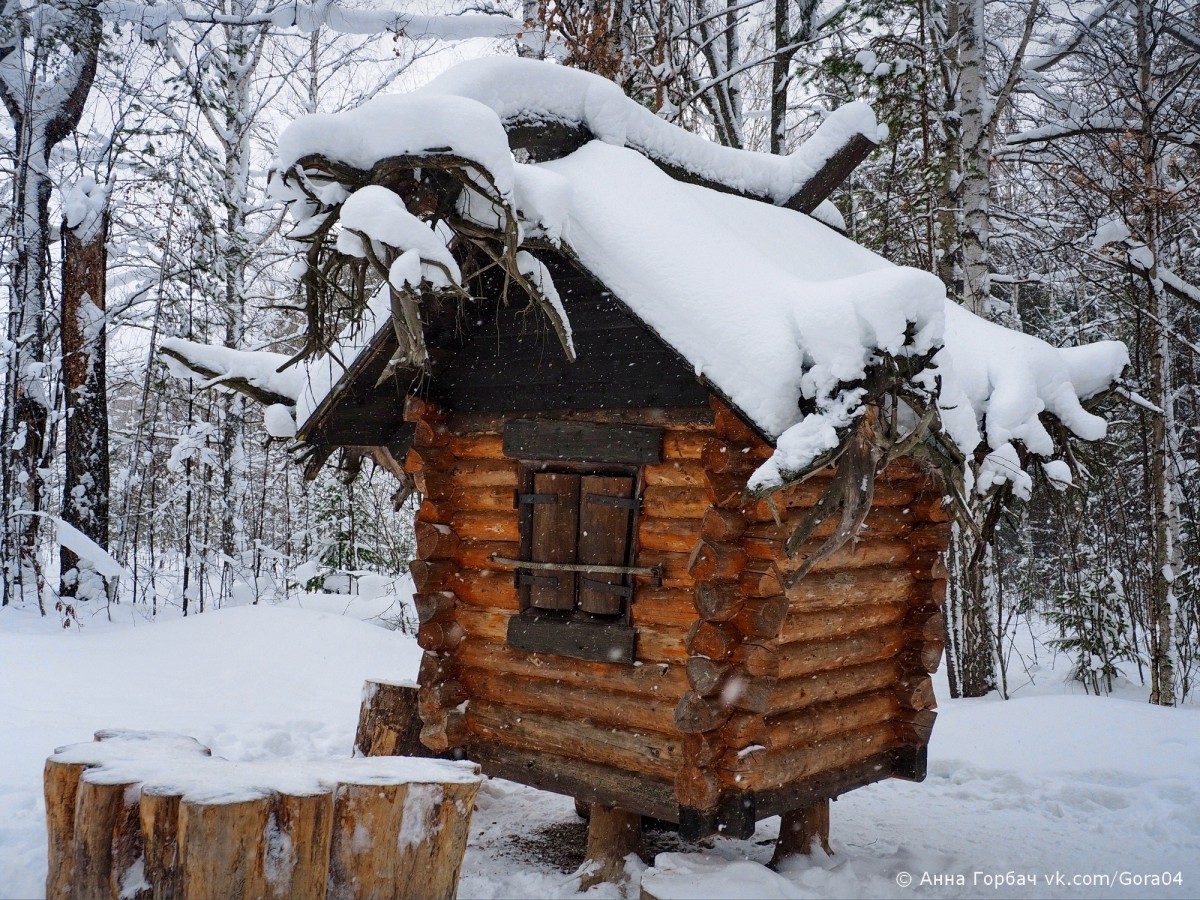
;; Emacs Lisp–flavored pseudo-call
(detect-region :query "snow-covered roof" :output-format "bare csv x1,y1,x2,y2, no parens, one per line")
257,57,1128,498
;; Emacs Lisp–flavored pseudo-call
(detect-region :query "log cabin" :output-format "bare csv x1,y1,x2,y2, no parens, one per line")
161,57,1127,861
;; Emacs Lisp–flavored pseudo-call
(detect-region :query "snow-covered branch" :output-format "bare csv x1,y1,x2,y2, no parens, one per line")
97,1,524,40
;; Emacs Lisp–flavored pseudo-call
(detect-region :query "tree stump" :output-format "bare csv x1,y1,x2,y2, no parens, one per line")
353,679,432,758
44,730,481,900
579,804,642,891
769,799,831,868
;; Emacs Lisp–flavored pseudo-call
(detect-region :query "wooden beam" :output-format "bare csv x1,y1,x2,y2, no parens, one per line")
783,132,879,214
503,419,663,465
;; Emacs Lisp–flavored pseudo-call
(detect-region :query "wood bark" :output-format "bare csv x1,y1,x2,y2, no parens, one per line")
60,203,110,602
579,806,642,891
355,680,435,758
769,801,831,866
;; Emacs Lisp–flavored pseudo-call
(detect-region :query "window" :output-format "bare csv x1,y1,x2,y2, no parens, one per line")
518,470,638,616
498,419,665,664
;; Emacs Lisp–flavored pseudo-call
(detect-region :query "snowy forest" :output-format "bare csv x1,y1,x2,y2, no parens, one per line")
1,0,1199,896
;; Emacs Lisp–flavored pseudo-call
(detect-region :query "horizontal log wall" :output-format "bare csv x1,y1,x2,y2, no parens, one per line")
408,398,714,810
698,397,949,808
406,394,951,831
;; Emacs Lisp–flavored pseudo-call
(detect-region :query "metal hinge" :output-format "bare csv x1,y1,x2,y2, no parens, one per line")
514,491,559,508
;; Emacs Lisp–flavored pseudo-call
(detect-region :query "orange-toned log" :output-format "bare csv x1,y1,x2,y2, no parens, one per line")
762,659,904,716
905,607,946,643
419,709,468,753
459,667,678,733
410,559,459,593
635,550,698,588
907,495,952,522
685,621,739,660
643,460,708,488
674,764,722,812
414,592,455,625
467,699,683,779
454,608,688,663
642,486,712,519
417,619,465,652
776,538,913,576
720,691,902,763
436,460,518,492
721,673,778,713
785,567,916,608
778,601,908,645
701,507,747,543
776,625,907,680
417,498,455,525
450,486,518,513
894,708,938,745
638,517,703,554
632,588,699,628
454,540,520,571
731,641,775,678
895,673,937,711
686,656,730,696
451,570,518,608
663,431,713,460
405,445,452,474
910,522,952,550
694,580,743,623
740,560,784,598
703,471,749,509
447,432,504,459
674,691,733,733
688,541,747,581
404,394,447,424
909,554,949,585
901,640,946,674
780,480,919,509
454,638,689,701
712,402,763,444
731,596,789,640
701,439,769,475
416,521,461,560
449,512,519,543
723,721,897,789
681,733,726,767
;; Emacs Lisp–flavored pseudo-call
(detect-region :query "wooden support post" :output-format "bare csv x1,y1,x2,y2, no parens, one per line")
769,800,831,867
579,805,642,891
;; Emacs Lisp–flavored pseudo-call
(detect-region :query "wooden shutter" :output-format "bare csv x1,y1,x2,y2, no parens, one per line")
528,472,579,610
577,475,636,615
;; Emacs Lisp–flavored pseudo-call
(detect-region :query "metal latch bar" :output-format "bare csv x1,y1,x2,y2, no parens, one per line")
490,555,663,581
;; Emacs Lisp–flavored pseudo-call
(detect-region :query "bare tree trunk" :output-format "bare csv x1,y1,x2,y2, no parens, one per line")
0,6,101,606
957,0,989,315
59,181,111,602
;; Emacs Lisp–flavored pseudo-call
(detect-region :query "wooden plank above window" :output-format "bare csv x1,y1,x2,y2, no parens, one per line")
503,419,663,465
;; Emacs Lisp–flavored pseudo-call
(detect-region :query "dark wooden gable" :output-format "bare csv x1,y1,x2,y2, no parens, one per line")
426,252,710,414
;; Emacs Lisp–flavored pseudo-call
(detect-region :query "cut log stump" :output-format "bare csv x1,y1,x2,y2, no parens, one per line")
353,679,434,758
45,729,481,900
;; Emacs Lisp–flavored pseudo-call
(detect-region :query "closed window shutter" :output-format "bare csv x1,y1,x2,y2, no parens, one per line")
528,472,579,610
577,475,636,615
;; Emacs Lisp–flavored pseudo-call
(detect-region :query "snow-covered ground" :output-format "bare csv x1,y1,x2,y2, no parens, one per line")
1,595,1196,899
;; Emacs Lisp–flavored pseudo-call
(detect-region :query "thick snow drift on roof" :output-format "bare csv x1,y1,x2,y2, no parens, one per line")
543,142,943,439
266,55,1126,494
272,92,515,199
422,57,886,206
